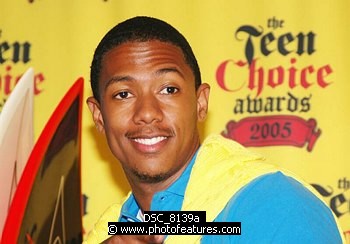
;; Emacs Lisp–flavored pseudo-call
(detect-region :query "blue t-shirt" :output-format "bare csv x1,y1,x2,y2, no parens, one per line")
118,152,342,243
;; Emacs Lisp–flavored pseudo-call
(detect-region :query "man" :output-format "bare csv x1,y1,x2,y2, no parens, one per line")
85,16,344,243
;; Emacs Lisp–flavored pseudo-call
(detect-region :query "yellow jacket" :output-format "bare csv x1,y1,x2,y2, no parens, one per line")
84,134,345,243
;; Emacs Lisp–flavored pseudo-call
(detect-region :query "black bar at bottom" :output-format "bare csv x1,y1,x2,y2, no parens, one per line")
108,222,241,235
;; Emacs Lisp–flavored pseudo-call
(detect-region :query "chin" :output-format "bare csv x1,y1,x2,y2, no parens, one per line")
132,170,171,184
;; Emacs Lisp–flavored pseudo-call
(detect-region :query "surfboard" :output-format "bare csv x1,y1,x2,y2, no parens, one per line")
0,68,34,237
1,77,84,243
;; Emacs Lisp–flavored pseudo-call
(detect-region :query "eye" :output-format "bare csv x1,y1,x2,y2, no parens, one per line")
160,86,179,95
114,91,133,100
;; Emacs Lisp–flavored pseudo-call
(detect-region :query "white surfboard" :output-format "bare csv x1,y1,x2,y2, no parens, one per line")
0,67,34,236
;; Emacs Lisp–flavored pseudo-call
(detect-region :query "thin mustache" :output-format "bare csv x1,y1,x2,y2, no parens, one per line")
125,126,174,138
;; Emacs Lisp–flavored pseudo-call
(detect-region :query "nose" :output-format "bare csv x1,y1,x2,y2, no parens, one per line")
132,94,163,125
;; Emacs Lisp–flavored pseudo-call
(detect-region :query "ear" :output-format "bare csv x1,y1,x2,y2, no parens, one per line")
86,96,105,134
196,83,210,122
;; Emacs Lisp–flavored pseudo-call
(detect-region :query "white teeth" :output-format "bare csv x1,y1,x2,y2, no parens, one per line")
134,136,167,145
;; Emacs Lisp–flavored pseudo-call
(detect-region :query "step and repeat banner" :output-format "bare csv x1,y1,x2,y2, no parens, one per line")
1,0,349,240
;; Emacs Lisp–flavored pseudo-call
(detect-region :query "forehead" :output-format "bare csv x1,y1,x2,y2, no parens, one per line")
100,40,192,80
103,40,187,65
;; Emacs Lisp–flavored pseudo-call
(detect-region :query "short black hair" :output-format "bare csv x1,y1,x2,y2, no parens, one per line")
90,16,202,101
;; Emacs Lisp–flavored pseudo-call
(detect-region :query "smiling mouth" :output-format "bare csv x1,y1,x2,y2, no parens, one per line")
133,136,167,146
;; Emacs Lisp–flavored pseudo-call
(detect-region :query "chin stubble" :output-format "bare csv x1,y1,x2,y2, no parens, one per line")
131,169,171,184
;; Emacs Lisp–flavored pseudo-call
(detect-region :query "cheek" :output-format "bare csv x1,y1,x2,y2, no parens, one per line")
167,101,198,131
102,100,132,126
184,96,199,122
101,105,129,144
102,117,130,163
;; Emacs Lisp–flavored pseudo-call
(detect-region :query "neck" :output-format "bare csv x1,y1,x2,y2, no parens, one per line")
127,165,188,211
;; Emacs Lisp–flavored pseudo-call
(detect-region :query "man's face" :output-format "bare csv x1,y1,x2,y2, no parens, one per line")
88,40,209,184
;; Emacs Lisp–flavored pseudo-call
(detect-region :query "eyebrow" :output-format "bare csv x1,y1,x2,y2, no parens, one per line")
104,67,185,91
104,75,133,92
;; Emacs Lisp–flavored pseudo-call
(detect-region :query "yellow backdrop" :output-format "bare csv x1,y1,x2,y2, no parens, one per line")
1,0,349,241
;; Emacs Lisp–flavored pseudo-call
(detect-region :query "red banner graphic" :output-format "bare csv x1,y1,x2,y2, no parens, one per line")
222,115,321,152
